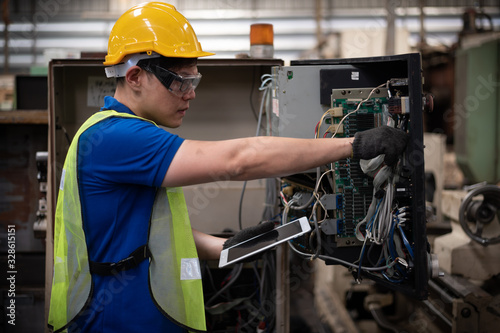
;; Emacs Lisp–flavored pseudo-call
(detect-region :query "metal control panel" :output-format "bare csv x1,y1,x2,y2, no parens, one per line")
273,53,431,300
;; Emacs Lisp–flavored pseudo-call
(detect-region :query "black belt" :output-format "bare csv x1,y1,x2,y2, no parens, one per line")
89,244,151,276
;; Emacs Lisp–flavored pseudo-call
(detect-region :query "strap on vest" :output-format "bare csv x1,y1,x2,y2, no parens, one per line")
89,245,151,276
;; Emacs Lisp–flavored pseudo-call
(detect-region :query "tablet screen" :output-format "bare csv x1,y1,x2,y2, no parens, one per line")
225,219,307,263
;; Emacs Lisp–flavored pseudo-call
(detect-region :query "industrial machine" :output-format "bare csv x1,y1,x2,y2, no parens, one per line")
271,53,437,301
429,32,500,333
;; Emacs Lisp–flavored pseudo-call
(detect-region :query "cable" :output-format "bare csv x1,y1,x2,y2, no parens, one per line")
238,181,247,231
289,191,315,211
284,168,333,222
367,241,385,267
366,198,382,240
205,263,244,308
374,179,394,244
288,238,400,272
238,74,275,230
262,178,279,222
311,208,321,259
281,198,296,226
397,224,414,259
356,236,369,282
387,219,399,263
394,207,414,259
202,261,218,295
359,153,396,246
248,66,259,122
243,77,279,326
320,253,399,272
330,82,388,138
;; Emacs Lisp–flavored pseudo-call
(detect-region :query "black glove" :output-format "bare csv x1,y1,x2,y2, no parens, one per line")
223,221,276,249
352,126,409,165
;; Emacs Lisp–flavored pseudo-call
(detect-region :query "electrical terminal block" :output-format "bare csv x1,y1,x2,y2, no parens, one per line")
401,96,410,114
389,78,409,86
327,107,344,117
321,219,339,235
397,257,409,267
319,194,340,210
336,194,343,210
388,96,410,114
327,123,344,134
292,191,313,207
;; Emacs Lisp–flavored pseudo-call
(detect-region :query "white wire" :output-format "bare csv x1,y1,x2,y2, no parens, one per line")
281,199,296,226
288,240,399,272
331,82,388,138
239,74,275,229
371,178,394,245
255,74,273,136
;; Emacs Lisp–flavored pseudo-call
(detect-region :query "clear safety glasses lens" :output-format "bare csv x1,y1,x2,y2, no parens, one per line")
142,64,202,96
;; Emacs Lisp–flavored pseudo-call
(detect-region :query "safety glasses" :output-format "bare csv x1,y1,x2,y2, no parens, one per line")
139,63,202,96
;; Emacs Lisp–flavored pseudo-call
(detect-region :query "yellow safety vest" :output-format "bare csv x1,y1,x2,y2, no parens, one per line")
48,110,206,332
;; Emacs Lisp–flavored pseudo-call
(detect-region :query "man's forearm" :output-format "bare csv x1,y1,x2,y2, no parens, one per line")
192,228,225,260
232,136,354,180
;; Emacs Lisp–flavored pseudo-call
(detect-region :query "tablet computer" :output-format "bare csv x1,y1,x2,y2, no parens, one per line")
218,217,311,268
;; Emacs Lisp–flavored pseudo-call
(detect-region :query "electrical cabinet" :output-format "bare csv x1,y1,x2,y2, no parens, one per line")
272,53,432,300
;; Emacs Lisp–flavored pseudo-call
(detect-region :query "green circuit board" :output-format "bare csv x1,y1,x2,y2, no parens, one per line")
328,93,389,241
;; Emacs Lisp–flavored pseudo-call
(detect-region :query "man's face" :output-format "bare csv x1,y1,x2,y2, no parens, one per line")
139,64,199,128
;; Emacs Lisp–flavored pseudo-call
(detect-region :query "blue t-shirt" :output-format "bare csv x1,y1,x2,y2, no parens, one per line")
71,96,186,333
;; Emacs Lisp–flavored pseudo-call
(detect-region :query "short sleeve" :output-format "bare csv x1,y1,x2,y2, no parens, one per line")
78,116,184,187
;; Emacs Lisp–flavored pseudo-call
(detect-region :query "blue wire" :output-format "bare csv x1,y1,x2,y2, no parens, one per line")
398,224,414,259
388,218,399,260
387,217,407,278
382,271,403,283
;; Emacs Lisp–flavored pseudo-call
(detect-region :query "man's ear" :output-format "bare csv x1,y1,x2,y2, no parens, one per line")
125,66,143,91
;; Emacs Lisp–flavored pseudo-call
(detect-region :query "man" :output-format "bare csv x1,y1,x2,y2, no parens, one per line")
48,2,408,333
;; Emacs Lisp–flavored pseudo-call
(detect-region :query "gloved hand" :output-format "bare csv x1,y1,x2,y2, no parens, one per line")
352,126,409,166
223,221,278,263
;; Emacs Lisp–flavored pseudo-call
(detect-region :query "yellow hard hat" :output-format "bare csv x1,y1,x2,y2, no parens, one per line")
103,2,214,66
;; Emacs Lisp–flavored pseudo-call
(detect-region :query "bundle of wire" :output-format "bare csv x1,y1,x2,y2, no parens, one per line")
206,73,279,332
203,250,277,331
280,166,402,276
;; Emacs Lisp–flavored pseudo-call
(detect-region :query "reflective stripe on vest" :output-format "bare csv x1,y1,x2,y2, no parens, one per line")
48,110,206,332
